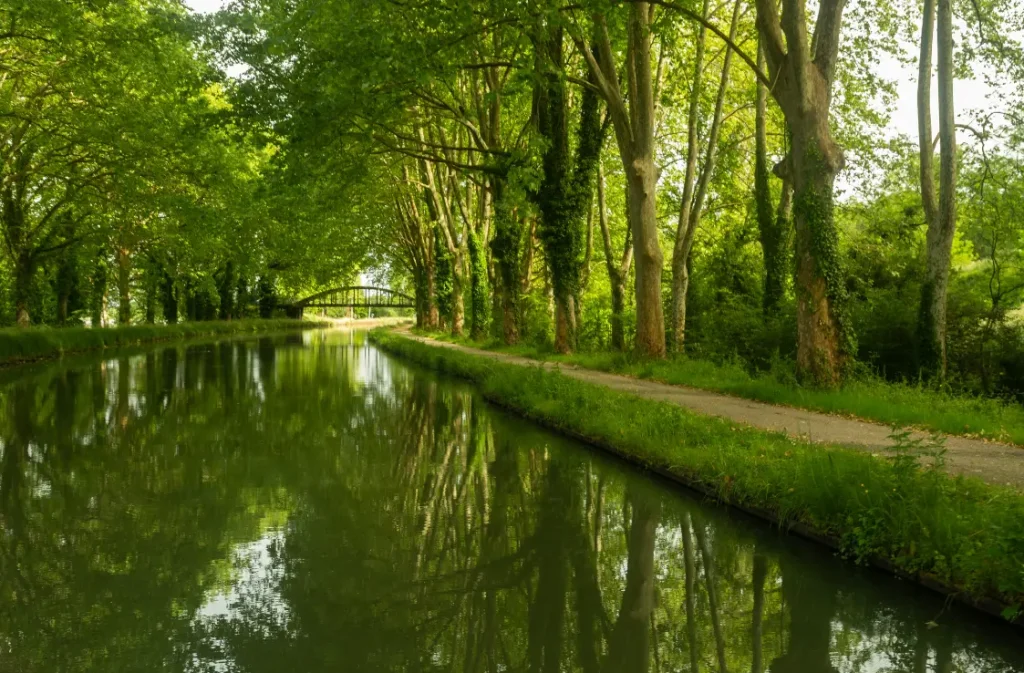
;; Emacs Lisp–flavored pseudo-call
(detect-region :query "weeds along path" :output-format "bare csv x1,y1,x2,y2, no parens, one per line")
397,330,1024,489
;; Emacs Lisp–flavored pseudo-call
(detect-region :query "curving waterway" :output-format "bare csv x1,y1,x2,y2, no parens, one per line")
0,329,1021,672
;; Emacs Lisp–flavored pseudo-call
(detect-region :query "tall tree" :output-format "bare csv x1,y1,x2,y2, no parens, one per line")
755,0,854,385
576,3,666,357
916,0,958,377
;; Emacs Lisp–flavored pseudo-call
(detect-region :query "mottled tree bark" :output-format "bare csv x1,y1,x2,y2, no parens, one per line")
756,0,853,385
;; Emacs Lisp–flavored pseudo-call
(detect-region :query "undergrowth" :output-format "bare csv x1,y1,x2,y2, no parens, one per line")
374,329,1024,621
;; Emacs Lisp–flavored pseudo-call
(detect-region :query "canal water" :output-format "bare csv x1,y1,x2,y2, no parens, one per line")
0,329,1020,672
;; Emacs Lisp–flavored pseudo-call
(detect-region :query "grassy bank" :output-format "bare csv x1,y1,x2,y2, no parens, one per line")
417,330,1024,446
0,319,326,366
372,329,1024,624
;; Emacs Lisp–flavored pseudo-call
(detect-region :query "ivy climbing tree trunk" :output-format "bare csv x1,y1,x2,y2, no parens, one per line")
917,0,958,378
467,230,489,340
755,43,793,317
491,180,525,344
535,30,605,354
756,0,853,386
433,227,457,331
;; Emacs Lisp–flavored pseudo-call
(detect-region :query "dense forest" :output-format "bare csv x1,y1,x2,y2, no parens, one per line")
4,0,1024,392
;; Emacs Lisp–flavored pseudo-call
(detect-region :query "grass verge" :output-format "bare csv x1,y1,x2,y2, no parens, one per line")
416,329,1024,446
0,319,326,366
372,328,1024,624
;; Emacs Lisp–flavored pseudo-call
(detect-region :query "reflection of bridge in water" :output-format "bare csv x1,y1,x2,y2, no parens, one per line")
285,286,415,317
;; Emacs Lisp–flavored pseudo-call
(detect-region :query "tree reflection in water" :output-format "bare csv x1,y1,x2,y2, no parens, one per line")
0,330,1019,673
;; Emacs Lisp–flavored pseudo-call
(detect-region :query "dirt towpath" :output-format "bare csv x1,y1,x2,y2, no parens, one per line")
397,331,1024,489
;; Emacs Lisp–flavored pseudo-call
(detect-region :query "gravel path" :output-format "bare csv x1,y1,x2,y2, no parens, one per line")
398,332,1024,489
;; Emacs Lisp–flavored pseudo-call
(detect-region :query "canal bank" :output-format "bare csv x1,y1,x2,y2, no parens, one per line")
0,318,329,367
370,329,1024,626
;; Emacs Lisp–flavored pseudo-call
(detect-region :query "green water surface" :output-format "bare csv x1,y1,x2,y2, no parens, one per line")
0,329,1020,672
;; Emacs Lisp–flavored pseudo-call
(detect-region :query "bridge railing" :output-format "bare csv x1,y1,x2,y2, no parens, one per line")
290,286,416,309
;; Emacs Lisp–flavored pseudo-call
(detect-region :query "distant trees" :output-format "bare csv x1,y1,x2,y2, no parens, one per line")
0,0,365,327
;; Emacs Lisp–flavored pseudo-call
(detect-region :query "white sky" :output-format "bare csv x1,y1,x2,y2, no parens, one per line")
184,0,1008,145
184,0,224,13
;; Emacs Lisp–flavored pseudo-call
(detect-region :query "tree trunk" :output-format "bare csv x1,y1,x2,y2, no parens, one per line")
468,230,489,340
755,43,792,317
492,184,523,344
756,0,852,385
917,0,957,378
13,254,33,327
534,30,603,354
145,275,156,324
91,256,108,328
218,260,236,320
414,266,428,328
161,268,177,324
624,6,665,359
116,248,131,325
490,263,504,340
597,162,632,351
610,280,627,351
582,5,664,357
56,248,77,325
451,255,465,337
627,165,665,358
425,257,439,329
554,296,577,354
790,122,848,386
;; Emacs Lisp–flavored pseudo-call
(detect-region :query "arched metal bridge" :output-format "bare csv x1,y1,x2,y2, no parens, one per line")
289,286,415,314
